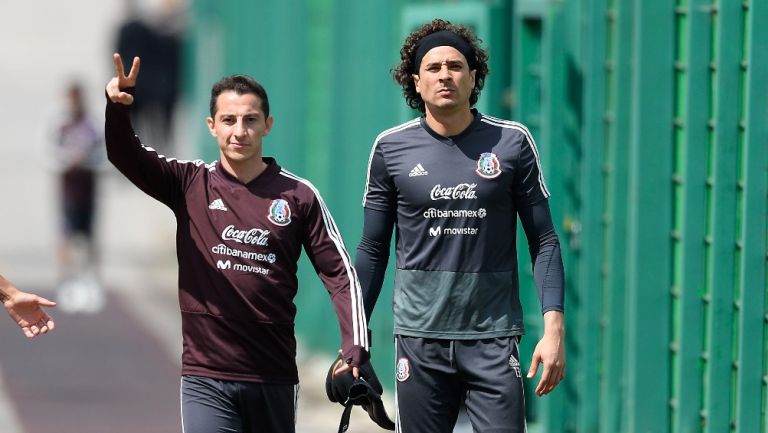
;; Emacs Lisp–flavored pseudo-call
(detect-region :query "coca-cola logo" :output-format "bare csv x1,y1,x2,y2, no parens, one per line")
221,225,270,246
430,183,478,200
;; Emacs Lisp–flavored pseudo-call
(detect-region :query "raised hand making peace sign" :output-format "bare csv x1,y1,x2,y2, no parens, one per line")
106,53,140,105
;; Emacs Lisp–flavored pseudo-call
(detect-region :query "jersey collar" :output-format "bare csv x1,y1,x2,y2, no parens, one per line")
419,109,482,146
215,157,281,189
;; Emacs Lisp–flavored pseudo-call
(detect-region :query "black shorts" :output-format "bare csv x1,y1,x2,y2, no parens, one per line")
180,375,298,433
60,168,96,236
62,201,95,236
394,335,526,433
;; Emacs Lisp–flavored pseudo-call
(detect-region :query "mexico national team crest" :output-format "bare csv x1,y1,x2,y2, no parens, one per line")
268,199,292,226
476,152,502,179
396,358,410,382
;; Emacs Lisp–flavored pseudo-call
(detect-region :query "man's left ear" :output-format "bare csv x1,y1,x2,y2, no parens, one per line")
263,116,274,136
206,117,216,137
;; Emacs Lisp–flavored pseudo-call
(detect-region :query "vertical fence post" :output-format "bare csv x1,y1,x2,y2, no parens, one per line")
578,0,606,431
625,1,675,432
600,0,633,431
735,1,768,432
671,0,712,431
703,1,744,431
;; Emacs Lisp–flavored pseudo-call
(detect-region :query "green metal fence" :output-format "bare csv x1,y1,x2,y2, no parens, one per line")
186,0,768,431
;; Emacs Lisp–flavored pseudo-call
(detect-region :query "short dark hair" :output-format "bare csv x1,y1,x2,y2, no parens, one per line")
209,75,270,118
392,19,490,113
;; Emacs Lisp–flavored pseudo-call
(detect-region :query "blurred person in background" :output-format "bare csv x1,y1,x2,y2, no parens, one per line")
105,53,369,433
356,19,566,432
1,274,56,338
114,0,183,153
52,82,104,314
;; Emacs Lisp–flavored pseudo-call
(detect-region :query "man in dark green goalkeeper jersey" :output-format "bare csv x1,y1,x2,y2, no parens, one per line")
356,19,566,433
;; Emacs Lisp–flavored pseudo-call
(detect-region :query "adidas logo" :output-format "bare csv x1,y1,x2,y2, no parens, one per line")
509,354,522,378
208,198,228,211
509,354,520,368
408,163,429,177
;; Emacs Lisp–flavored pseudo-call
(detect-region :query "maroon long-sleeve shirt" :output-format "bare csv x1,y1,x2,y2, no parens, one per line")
105,96,369,384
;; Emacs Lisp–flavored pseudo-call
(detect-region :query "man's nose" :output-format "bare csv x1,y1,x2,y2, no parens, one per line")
438,65,452,80
234,119,247,136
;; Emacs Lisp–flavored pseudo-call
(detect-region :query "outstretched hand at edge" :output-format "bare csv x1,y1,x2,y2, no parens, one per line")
1,276,56,338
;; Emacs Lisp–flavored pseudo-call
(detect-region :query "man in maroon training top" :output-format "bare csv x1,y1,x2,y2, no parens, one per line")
105,54,369,433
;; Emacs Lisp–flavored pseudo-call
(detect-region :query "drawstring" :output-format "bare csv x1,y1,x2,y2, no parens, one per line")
338,404,354,433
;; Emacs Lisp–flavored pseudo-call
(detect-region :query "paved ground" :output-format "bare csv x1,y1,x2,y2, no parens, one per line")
0,291,182,433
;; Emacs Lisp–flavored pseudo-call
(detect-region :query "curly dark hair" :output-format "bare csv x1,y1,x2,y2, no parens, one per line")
392,19,490,113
